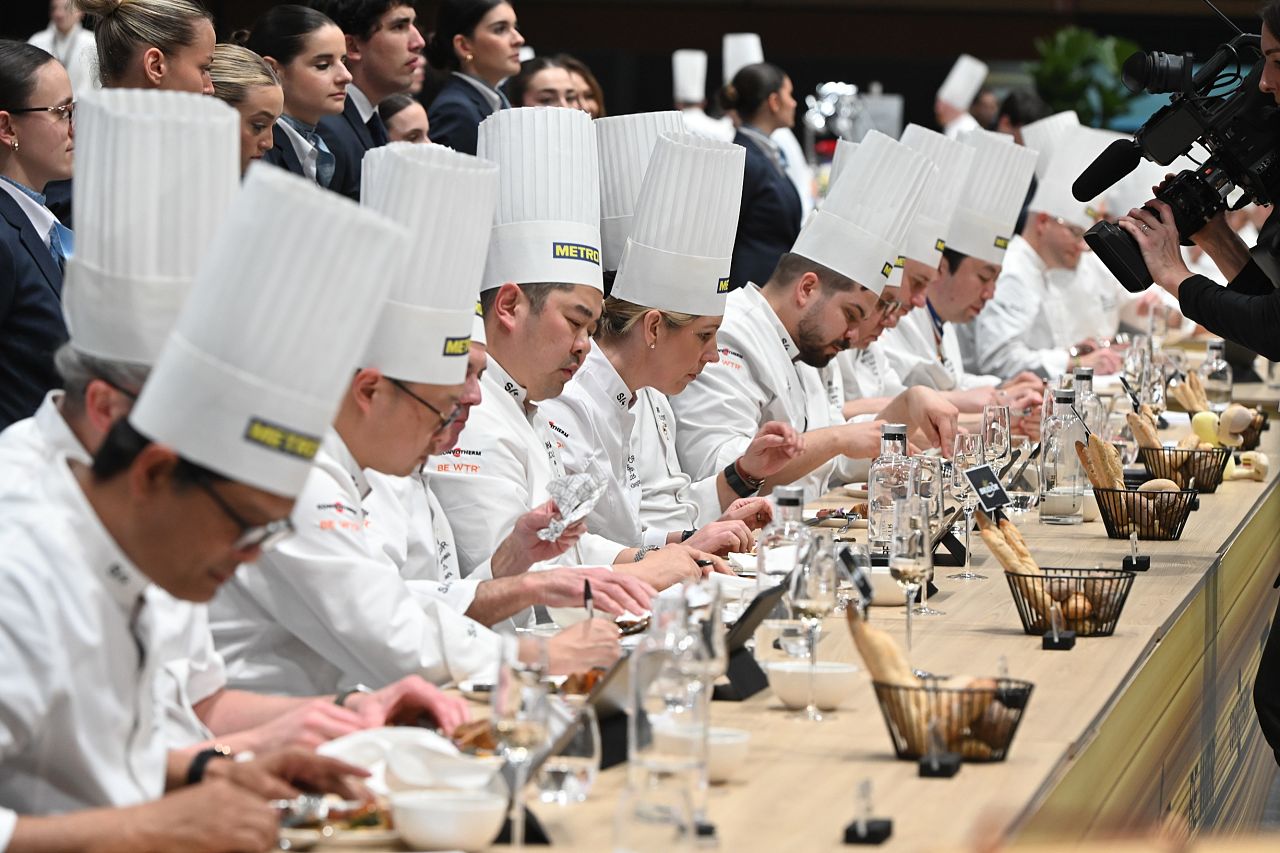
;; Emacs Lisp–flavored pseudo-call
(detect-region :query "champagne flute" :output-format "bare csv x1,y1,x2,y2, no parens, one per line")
888,496,931,654
981,405,1011,471
788,535,839,721
947,433,986,580
493,658,551,850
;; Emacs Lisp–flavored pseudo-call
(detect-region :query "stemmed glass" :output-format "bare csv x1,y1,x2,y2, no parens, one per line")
947,433,986,580
908,458,944,616
787,535,839,721
492,655,551,850
1005,435,1038,515
888,496,932,654
982,405,1011,471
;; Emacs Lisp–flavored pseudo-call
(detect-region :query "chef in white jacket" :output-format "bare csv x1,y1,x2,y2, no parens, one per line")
28,0,100,96
0,165,391,852
214,145,622,696
965,125,1126,380
673,49,734,141
427,107,713,593
671,131,958,501
878,123,1044,416
544,126,797,555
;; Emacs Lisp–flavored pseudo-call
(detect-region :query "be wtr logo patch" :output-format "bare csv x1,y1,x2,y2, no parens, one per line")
442,336,470,357
244,417,320,460
994,236,1010,250
716,278,730,293
552,242,601,266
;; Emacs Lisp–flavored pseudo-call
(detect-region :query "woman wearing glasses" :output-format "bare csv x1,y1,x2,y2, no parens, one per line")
0,41,74,428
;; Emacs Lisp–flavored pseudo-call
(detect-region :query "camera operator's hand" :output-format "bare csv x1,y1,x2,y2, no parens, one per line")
1117,201,1193,295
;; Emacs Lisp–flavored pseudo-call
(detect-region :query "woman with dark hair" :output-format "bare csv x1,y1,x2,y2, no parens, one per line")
720,61,801,290
209,44,283,175
557,53,604,118
502,55,576,108
379,91,429,142
425,0,523,154
75,0,215,93
0,41,74,428
241,4,353,189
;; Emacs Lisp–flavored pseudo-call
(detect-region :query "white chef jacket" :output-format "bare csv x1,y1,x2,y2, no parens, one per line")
28,23,99,97
0,392,224,749
363,468,491,616
879,306,1000,392
943,112,980,140
0,458,166,848
426,355,626,577
670,284,841,502
835,342,906,402
967,235,1071,380
632,387,721,533
681,108,735,142
211,430,506,696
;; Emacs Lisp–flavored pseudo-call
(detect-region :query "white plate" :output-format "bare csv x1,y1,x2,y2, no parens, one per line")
457,680,493,701
840,482,869,498
316,828,401,849
727,552,757,575
802,509,867,528
278,828,322,851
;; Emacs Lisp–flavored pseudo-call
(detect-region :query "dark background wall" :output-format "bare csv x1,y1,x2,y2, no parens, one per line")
3,0,1265,127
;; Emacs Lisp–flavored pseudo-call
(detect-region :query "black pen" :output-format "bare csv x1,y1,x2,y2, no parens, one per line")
583,579,594,621
695,559,714,568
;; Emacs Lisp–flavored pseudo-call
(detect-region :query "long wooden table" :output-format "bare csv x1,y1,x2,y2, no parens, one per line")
351,407,1280,851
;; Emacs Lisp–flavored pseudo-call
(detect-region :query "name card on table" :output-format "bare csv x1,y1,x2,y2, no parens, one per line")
963,463,1010,513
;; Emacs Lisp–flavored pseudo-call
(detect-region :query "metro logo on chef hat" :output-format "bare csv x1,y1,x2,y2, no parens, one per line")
361,142,499,385
936,54,989,111
597,110,684,272
947,129,1039,266
611,132,745,316
898,124,977,267
63,89,239,366
1027,125,1118,232
789,131,933,296
130,165,407,498
673,50,708,104
1020,110,1079,179
478,107,603,292
722,33,764,83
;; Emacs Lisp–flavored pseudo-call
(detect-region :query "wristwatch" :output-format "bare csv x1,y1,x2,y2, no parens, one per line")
186,744,233,786
335,683,373,708
633,545,660,562
724,459,764,499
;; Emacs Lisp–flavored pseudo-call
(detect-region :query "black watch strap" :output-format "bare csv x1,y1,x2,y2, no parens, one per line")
724,460,761,498
186,745,233,786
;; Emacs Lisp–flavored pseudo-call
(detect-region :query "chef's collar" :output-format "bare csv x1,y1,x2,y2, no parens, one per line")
485,352,534,414
36,390,92,465
1012,234,1047,277
747,283,802,363
581,345,635,412
324,428,370,499
48,454,151,612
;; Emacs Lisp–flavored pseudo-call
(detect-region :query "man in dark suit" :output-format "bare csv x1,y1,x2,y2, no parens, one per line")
0,188,69,429
309,0,425,200
730,126,803,291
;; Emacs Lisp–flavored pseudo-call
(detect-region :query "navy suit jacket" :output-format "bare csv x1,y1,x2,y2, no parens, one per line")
427,75,498,156
0,191,68,429
262,123,306,177
730,130,803,290
318,99,380,200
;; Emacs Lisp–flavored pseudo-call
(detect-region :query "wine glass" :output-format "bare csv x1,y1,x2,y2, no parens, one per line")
982,405,1011,471
1005,435,1038,515
492,658,551,850
787,535,839,721
888,496,932,654
537,696,601,805
835,541,870,617
947,433,986,580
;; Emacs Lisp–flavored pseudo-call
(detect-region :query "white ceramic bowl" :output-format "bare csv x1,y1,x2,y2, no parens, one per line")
1082,491,1100,522
390,789,507,851
707,727,751,783
768,661,860,710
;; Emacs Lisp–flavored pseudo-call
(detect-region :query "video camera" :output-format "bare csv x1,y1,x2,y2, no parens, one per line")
1075,32,1280,292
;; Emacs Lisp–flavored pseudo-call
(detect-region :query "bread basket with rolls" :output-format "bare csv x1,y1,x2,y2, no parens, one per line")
1136,445,1232,493
1072,428,1198,539
846,599,1033,763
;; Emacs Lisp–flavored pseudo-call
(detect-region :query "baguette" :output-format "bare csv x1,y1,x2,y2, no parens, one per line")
846,605,918,688
998,518,1038,572
1088,433,1126,490
1075,440,1104,490
1127,411,1162,450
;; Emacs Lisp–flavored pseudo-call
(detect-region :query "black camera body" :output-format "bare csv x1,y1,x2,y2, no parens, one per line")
1081,33,1280,292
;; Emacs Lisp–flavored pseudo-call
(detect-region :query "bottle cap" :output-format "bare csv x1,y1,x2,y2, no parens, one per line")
774,485,805,507
1054,388,1076,404
1073,366,1094,378
881,422,908,438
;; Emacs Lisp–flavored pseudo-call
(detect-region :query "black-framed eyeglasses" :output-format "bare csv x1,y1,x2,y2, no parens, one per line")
389,377,463,431
6,101,75,124
875,293,904,317
191,470,294,552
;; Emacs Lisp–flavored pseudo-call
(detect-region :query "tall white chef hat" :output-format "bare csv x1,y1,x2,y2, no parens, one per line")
898,123,977,266
1027,125,1116,231
129,165,408,498
673,49,708,104
827,138,857,191
63,89,239,366
611,132,745,316
936,54,989,111
790,131,933,296
597,111,685,271
478,107,603,292
361,142,498,385
1105,153,1167,219
519,45,535,62
1020,110,1079,179
722,33,764,83
471,300,487,347
947,129,1038,266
